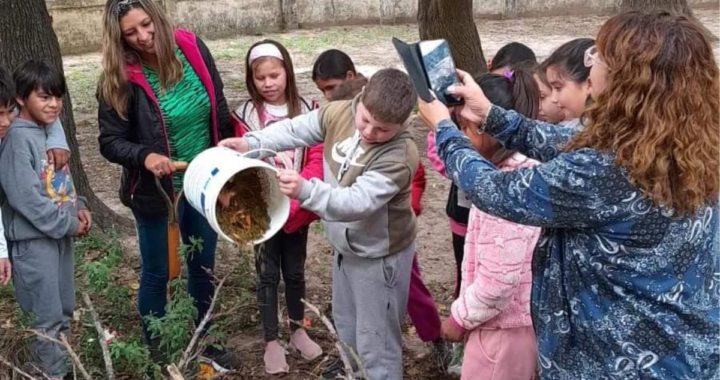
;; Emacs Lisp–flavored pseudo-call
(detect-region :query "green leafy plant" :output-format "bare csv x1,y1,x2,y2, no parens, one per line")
144,237,204,364
145,277,198,364
110,338,161,377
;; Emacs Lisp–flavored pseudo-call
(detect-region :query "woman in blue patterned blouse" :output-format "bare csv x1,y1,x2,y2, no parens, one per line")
419,11,719,380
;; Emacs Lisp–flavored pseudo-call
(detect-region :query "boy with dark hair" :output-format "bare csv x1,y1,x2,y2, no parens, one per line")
312,49,361,100
0,60,90,380
221,68,419,379
0,65,70,288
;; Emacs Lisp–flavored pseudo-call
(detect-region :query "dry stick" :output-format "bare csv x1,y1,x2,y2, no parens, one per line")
29,364,52,380
175,273,230,372
27,331,92,380
301,298,369,380
166,364,186,380
0,354,39,380
30,365,52,380
82,292,116,380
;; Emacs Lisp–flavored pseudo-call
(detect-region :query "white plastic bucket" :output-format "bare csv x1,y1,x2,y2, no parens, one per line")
183,147,291,245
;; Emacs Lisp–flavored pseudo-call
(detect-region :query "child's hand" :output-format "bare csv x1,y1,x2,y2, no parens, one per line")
277,169,303,199
47,148,70,170
441,317,465,343
0,258,11,286
78,209,92,233
218,137,249,153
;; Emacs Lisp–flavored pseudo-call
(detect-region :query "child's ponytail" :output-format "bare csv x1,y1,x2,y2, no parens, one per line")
508,69,540,119
475,69,540,165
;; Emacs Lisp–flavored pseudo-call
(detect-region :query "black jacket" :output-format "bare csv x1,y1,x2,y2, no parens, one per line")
98,30,233,217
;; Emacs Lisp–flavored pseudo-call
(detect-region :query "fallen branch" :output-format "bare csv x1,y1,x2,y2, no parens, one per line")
28,331,92,380
0,354,39,380
166,364,186,380
82,292,116,380
301,298,369,380
30,364,52,380
176,273,229,371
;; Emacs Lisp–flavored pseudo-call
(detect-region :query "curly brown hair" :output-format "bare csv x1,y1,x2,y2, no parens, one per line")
567,11,719,215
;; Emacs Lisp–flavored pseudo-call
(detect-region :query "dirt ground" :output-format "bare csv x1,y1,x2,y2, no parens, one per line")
34,7,720,379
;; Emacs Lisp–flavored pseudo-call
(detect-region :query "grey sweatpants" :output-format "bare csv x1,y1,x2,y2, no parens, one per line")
11,237,75,378
332,243,415,380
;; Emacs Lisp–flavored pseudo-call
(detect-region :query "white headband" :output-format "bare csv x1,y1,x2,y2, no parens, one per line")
249,43,284,64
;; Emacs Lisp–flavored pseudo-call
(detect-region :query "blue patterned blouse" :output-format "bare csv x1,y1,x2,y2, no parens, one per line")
434,106,719,380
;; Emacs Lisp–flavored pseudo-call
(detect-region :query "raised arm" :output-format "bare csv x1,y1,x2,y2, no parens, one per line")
483,106,576,163
435,119,628,229
444,69,576,162
245,110,324,153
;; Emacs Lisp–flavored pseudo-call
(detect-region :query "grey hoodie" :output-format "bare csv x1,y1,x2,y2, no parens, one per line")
0,118,86,241
246,97,419,259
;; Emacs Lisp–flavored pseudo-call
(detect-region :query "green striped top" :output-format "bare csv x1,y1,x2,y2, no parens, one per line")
144,49,211,193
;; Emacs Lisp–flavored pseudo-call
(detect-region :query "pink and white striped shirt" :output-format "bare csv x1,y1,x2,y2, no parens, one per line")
450,153,541,331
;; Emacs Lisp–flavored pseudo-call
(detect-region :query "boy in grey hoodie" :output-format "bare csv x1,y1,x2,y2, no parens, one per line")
220,69,419,380
0,61,90,379
0,67,71,288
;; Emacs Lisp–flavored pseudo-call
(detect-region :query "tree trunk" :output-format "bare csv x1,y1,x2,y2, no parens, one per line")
0,0,133,233
418,0,487,78
618,0,718,41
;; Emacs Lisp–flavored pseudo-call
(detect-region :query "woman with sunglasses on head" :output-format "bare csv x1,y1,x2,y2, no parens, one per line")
420,11,719,380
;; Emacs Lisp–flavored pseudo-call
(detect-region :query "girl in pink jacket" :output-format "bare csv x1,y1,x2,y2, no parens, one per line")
439,69,542,380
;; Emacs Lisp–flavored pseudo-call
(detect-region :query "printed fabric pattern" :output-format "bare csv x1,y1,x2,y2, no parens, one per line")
434,106,719,380
41,160,78,208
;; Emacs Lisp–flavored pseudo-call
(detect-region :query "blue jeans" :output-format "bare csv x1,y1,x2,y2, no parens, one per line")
133,198,217,343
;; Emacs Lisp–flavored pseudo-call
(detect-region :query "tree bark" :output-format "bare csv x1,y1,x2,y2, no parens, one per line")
418,0,487,78
618,0,717,41
0,0,133,233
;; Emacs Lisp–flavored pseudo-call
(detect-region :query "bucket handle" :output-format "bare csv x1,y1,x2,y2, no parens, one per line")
242,148,293,171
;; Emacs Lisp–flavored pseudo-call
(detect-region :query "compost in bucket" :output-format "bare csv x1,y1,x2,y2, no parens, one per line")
216,168,271,245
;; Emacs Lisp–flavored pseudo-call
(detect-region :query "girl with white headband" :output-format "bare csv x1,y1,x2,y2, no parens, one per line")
233,39,323,375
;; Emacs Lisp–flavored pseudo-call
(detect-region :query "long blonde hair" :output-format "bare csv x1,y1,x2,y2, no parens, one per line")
567,11,720,215
100,0,182,118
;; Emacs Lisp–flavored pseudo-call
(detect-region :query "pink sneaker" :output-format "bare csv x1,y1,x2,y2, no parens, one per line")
264,340,289,374
290,328,323,361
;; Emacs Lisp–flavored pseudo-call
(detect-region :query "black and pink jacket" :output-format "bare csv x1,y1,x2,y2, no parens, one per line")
98,29,234,217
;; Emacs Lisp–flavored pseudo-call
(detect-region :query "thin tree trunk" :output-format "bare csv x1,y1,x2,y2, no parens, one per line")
418,0,487,78
0,0,133,233
618,0,717,41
